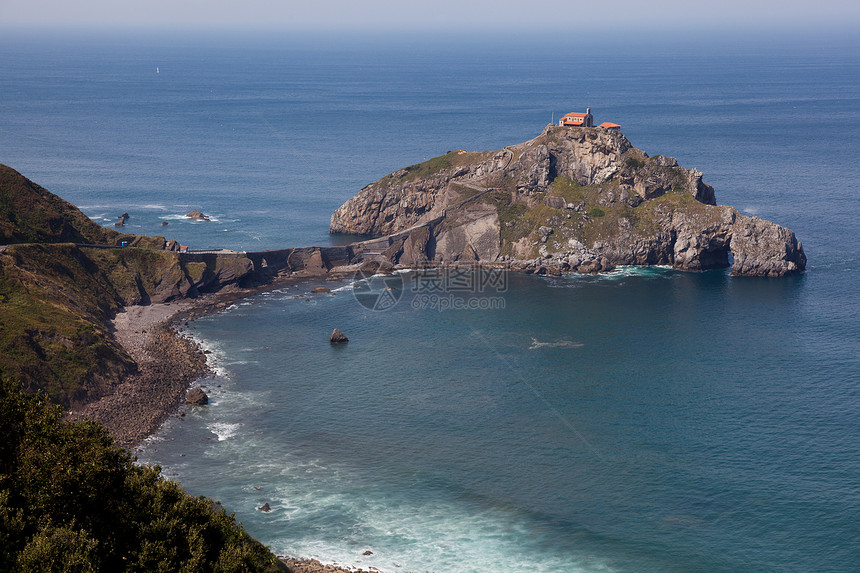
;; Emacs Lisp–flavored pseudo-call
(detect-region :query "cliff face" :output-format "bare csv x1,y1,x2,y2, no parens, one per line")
0,244,259,407
331,125,805,276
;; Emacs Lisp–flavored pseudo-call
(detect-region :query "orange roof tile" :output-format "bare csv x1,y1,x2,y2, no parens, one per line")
599,122,621,128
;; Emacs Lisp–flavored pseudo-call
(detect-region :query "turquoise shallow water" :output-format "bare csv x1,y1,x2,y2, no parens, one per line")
2,30,859,572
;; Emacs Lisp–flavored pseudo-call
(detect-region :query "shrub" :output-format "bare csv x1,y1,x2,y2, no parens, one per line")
0,379,282,572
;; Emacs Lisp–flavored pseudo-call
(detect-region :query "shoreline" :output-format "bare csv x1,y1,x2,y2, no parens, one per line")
67,284,274,448
67,280,370,573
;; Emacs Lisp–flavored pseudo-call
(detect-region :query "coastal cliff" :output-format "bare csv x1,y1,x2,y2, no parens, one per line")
0,164,350,410
0,165,260,408
331,125,806,276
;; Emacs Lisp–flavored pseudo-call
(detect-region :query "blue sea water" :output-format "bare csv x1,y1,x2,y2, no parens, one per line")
2,30,859,572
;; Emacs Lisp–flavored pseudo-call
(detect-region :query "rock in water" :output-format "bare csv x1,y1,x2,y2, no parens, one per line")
259,502,271,512
186,210,211,221
186,387,209,405
311,286,331,293
330,329,349,344
330,124,805,276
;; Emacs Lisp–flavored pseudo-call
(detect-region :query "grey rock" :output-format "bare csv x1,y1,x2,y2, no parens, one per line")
730,215,807,276
545,196,567,209
186,210,211,221
186,387,208,405
330,328,349,344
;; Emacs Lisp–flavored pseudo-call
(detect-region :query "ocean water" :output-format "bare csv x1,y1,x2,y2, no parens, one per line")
2,30,860,572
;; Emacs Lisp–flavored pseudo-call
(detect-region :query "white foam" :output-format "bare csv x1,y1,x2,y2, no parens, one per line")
209,422,243,441
558,265,675,281
529,337,584,350
264,482,610,573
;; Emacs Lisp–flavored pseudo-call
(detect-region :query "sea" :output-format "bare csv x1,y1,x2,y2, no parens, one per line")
1,29,859,572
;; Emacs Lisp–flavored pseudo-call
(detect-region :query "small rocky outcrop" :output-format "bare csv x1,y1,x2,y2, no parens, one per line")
311,286,331,293
115,212,130,227
330,329,349,344
186,210,211,221
330,125,805,276
186,387,208,405
730,214,807,276
258,502,271,512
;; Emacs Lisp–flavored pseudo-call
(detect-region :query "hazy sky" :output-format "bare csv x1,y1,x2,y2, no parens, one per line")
1,0,859,32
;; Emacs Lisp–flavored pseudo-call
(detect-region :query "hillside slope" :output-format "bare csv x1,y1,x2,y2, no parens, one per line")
0,164,163,248
0,167,256,406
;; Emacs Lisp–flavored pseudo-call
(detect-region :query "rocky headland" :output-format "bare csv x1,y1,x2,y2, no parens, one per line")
331,124,806,277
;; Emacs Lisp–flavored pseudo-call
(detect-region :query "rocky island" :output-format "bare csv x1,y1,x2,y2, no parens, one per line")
331,124,806,277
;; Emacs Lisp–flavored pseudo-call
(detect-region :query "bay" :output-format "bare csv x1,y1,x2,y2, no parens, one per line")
2,30,858,572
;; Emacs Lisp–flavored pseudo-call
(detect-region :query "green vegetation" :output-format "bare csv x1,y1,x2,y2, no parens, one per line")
0,379,283,572
625,157,645,169
546,177,596,204
0,164,258,405
185,261,209,283
0,244,134,405
483,173,719,257
394,150,490,183
0,243,254,406
404,153,453,177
